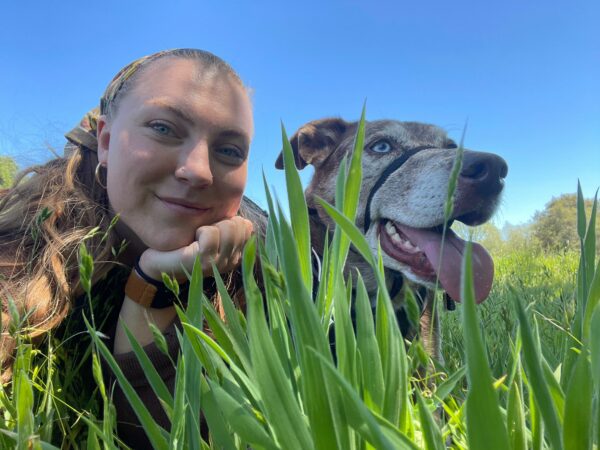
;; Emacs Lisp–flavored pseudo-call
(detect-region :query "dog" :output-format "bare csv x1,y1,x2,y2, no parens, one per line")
274,117,507,360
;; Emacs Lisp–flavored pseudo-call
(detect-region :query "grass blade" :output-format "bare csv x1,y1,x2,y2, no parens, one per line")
513,294,563,449
244,237,315,450
317,199,375,267
434,366,466,403
122,324,174,419
280,122,313,289
206,379,278,450
85,317,169,450
355,273,384,412
415,390,444,450
507,380,527,450
308,348,400,450
563,349,593,450
461,242,510,450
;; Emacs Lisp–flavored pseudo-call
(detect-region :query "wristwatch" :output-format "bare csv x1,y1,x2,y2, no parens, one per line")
124,261,189,309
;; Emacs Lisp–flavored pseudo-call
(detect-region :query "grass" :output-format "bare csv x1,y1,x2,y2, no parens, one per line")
1,114,599,449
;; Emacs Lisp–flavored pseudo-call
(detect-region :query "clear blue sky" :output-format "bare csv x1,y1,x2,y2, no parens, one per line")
1,0,598,226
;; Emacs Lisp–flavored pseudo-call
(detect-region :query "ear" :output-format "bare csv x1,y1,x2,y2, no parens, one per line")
96,115,110,166
275,118,349,170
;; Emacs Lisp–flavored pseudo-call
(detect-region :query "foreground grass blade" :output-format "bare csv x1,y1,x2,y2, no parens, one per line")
507,380,527,450
122,325,174,418
0,430,60,450
461,242,510,450
275,202,346,449
434,366,466,403
243,237,315,450
415,391,444,450
182,257,204,448
592,305,600,447
308,348,402,450
355,274,384,412
375,249,408,428
563,349,593,450
84,317,169,450
170,355,187,448
583,260,600,342
206,380,278,450
343,103,366,221
317,199,375,267
513,294,563,449
280,122,312,289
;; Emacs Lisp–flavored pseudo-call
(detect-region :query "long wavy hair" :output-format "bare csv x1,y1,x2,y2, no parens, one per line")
0,49,260,382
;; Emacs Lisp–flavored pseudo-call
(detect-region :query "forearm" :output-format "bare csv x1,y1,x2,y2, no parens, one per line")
113,297,177,355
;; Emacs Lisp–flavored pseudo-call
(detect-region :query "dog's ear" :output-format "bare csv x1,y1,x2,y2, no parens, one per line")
275,118,349,170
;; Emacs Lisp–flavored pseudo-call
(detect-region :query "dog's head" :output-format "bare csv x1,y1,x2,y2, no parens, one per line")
275,118,508,304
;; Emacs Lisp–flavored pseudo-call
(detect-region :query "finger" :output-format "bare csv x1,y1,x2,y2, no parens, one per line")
231,216,254,245
213,220,244,272
194,225,220,273
214,217,253,271
213,219,238,261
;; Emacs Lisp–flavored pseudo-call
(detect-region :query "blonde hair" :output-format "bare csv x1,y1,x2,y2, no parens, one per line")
0,49,252,382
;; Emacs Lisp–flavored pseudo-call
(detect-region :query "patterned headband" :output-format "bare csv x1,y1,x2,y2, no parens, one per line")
63,50,175,156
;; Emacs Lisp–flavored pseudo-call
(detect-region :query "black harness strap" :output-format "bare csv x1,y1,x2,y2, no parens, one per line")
363,145,434,233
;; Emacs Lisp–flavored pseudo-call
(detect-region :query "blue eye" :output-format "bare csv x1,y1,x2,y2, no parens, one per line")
149,121,175,137
217,146,244,160
370,140,392,153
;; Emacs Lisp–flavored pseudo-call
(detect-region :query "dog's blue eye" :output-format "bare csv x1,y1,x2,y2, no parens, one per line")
370,140,392,153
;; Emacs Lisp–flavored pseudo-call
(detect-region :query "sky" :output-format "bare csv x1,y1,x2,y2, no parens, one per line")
1,0,598,226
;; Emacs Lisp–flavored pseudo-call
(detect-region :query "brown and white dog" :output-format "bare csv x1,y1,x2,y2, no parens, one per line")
275,118,507,359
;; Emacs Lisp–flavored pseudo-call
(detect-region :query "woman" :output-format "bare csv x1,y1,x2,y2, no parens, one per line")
0,48,262,445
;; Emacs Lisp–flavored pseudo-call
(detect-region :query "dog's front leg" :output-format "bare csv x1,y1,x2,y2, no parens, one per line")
419,291,442,364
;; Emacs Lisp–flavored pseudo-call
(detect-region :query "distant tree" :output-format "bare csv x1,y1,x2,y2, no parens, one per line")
502,222,538,254
453,221,504,255
532,193,599,253
0,156,18,189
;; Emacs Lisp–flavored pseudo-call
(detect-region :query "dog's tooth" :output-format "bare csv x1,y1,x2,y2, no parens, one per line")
405,241,420,252
391,232,403,244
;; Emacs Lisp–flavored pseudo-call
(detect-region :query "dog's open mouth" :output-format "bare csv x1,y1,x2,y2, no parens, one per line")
379,220,494,303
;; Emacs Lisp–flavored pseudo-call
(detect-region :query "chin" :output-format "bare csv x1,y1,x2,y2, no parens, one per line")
143,230,196,253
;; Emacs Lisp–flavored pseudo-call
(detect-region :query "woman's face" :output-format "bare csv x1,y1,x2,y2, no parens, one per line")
97,58,253,252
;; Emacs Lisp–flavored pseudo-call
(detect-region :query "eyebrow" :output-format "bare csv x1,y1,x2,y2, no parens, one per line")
147,99,195,126
146,99,251,146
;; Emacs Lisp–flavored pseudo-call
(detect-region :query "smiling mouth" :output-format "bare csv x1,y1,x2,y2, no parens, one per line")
157,196,212,215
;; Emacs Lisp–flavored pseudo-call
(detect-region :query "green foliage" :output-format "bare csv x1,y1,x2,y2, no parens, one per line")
532,193,600,254
0,155,18,189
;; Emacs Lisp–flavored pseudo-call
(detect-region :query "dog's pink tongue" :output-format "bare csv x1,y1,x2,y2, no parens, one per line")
397,226,494,303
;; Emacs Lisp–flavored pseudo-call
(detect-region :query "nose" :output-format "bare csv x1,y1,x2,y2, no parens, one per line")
460,151,508,195
175,140,213,186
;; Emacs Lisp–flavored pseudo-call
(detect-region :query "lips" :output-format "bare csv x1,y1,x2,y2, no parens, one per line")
157,195,212,215
379,220,494,303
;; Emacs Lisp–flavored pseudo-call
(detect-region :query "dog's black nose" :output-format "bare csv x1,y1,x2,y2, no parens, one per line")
460,151,508,194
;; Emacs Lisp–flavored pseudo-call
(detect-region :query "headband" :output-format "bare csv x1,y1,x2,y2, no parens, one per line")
63,50,175,157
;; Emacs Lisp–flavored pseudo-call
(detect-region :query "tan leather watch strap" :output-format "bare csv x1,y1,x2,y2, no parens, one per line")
124,269,158,308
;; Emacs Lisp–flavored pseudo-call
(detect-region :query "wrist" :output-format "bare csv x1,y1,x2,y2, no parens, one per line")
138,252,163,281
124,260,190,309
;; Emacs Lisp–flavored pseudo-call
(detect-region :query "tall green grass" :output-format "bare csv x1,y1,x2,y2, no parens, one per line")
1,115,598,449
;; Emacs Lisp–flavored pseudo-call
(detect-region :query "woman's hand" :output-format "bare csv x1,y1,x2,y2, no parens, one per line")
114,216,253,354
138,216,253,282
